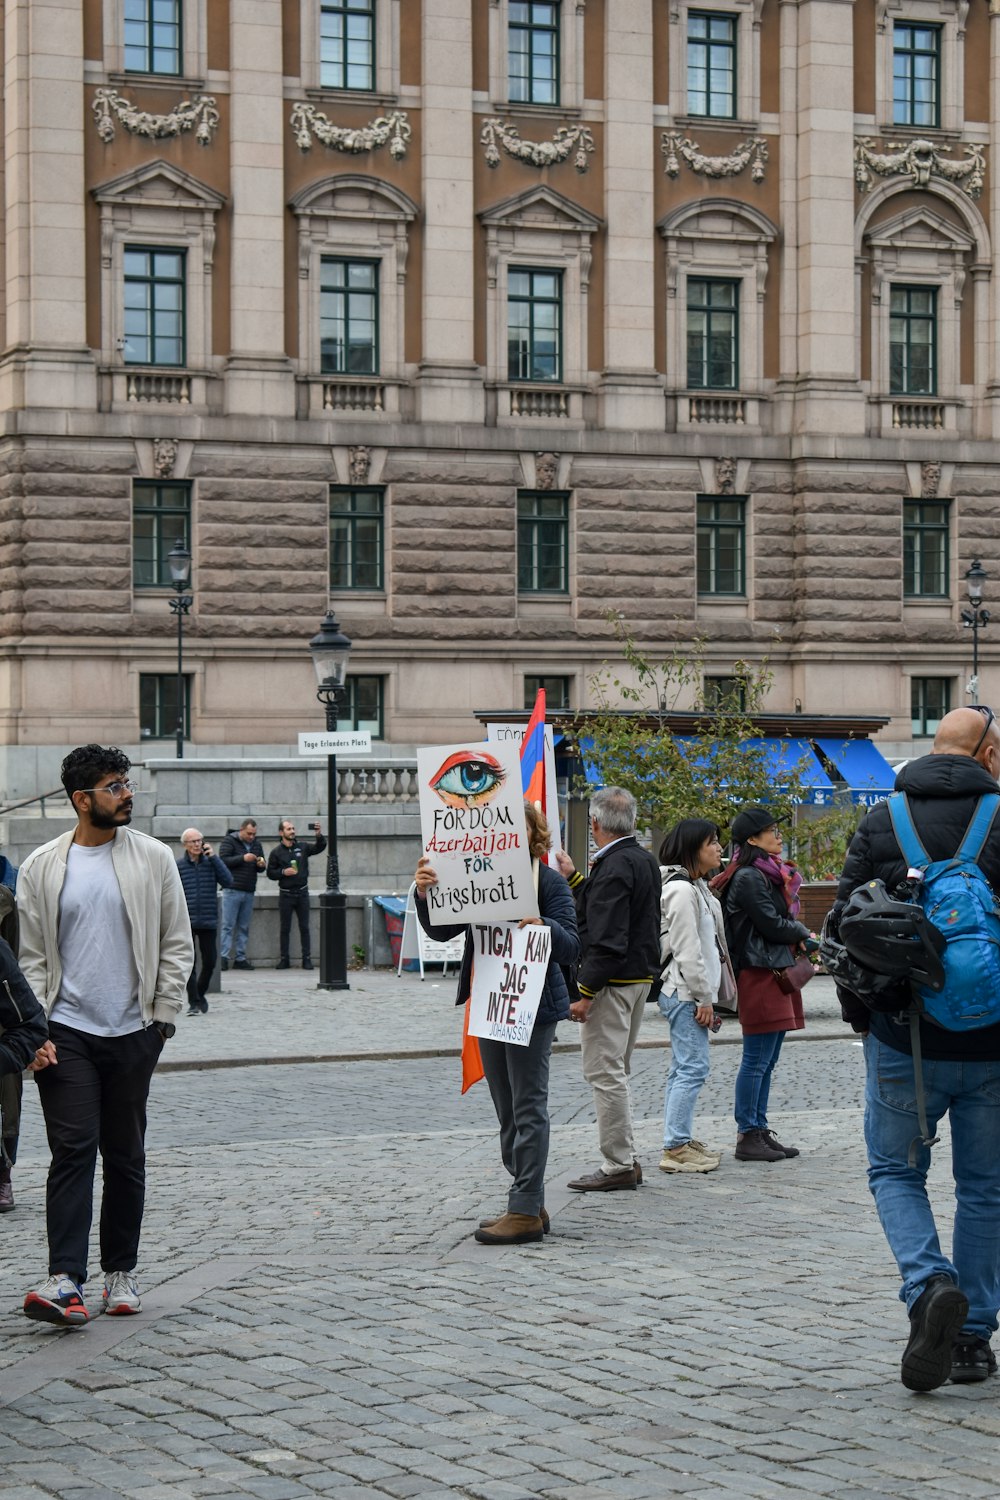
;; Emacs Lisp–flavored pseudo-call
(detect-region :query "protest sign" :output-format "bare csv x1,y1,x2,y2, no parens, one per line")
468,921,552,1046
417,740,538,923
486,720,562,861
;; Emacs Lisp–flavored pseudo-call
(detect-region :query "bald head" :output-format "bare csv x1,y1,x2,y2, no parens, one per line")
933,708,1000,769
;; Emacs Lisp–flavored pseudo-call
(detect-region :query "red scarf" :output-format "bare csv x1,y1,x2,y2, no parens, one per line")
711,848,802,917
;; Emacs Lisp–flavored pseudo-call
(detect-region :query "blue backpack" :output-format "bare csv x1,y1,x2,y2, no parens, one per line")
886,792,1000,1031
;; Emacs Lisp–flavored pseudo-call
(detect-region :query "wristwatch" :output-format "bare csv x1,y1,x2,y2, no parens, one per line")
153,1021,176,1041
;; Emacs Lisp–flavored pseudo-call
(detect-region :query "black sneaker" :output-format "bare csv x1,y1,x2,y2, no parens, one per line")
233,959,254,971
302,958,314,970
951,1333,997,1384
277,959,290,970
220,957,229,971
901,1275,969,1391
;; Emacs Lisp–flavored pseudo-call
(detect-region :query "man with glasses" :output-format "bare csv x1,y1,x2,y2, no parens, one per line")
17,745,192,1326
835,706,1000,1391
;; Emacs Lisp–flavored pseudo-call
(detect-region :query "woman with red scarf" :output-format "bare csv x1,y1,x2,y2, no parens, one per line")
712,804,815,1162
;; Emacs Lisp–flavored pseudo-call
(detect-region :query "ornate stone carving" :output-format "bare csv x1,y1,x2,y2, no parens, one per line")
535,453,560,491
854,137,986,198
92,89,219,145
348,446,372,484
715,458,737,495
481,118,595,173
661,133,768,183
290,104,411,159
153,439,179,479
920,461,942,498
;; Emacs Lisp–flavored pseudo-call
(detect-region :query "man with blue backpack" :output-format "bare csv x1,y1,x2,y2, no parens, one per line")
831,705,1000,1393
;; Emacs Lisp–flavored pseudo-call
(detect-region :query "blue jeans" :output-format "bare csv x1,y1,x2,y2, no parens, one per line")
734,1031,785,1133
658,991,711,1148
864,1034,1000,1339
220,890,254,961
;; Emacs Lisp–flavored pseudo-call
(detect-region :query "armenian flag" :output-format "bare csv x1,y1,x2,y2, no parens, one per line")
520,687,546,810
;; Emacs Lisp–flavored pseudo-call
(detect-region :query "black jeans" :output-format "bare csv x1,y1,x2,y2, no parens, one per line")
279,891,311,961
187,927,218,1010
34,1021,163,1285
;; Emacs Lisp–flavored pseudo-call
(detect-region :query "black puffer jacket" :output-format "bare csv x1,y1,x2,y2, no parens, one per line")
567,837,661,997
835,753,1000,1059
721,865,811,974
0,936,47,1076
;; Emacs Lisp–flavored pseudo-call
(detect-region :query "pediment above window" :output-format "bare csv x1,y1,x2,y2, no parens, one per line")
479,184,603,237
658,198,778,247
864,204,976,256
289,174,418,224
91,159,226,214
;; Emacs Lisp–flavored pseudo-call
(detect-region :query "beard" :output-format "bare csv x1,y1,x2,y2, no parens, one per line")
89,803,133,830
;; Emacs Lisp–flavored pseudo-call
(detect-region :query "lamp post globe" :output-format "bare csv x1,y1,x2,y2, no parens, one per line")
309,612,352,991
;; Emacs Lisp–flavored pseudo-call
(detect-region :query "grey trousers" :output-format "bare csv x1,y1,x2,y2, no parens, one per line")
478,1019,557,1217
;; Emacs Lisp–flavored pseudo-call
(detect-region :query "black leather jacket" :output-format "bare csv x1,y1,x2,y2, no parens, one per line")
0,936,47,1076
720,865,810,974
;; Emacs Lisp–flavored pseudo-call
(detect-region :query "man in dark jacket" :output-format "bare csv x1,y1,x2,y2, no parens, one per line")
0,910,47,1212
218,818,266,971
555,786,661,1191
835,705,1000,1391
266,819,326,970
177,830,232,1015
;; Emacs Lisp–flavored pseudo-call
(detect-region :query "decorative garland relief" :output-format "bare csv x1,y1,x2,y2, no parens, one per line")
92,88,219,145
480,118,595,173
854,137,986,198
290,103,411,158
661,133,768,183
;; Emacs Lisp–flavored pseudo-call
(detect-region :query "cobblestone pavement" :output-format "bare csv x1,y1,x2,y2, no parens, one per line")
1,969,997,1500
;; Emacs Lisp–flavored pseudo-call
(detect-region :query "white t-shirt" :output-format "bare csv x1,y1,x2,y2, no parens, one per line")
49,841,143,1036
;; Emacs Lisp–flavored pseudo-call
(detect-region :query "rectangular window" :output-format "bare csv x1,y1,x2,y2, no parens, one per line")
697,495,746,596
508,268,562,383
518,492,569,594
893,22,940,128
911,676,951,737
890,285,936,396
524,674,571,711
320,258,378,375
133,481,190,589
687,11,737,119
320,0,375,90
124,247,185,367
330,487,384,591
509,1,560,105
704,674,747,711
344,675,384,737
687,278,738,390
904,500,950,597
140,673,191,740
125,0,182,75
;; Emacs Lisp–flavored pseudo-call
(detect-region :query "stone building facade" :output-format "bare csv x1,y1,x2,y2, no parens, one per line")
0,0,998,773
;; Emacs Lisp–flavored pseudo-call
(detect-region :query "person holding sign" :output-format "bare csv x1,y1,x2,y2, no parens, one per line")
414,803,579,1246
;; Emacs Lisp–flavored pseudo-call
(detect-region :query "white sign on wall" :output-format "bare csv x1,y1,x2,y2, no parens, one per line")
298,731,372,755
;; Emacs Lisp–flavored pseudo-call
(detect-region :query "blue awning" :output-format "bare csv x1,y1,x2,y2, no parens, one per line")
815,738,896,806
575,735,836,806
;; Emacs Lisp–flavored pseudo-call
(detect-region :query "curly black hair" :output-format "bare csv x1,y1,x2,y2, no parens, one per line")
60,745,131,802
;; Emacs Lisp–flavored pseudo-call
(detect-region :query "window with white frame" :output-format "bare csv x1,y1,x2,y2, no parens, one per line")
668,0,762,123
105,0,206,78
301,0,400,95
480,185,601,390
92,161,224,372
659,200,776,398
875,0,966,134
488,0,584,110
290,176,417,383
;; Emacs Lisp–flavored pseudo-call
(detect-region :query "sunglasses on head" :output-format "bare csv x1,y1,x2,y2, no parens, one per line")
971,705,996,756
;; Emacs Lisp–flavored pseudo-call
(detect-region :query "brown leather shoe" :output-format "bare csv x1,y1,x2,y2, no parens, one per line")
567,1166,638,1192
474,1212,545,1245
0,1166,12,1213
634,1158,643,1185
480,1207,550,1234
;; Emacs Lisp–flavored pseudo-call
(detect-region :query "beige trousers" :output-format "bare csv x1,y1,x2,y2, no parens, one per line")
580,981,650,1173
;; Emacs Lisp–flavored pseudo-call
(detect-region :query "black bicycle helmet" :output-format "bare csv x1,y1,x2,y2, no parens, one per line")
839,880,946,991
819,908,913,1012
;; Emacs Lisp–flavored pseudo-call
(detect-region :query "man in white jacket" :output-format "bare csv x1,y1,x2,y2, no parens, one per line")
18,745,193,1326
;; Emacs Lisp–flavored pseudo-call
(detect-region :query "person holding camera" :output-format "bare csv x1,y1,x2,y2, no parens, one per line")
266,819,326,970
177,830,233,1015
218,817,266,971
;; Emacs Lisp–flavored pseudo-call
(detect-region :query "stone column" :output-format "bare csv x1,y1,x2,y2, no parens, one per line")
0,0,96,410
788,0,864,434
599,0,662,430
417,0,483,423
225,0,295,416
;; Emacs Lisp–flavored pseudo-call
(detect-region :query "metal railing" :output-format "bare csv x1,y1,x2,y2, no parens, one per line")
0,786,66,818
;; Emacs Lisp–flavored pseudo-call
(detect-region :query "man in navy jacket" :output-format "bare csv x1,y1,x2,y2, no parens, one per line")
177,830,232,1015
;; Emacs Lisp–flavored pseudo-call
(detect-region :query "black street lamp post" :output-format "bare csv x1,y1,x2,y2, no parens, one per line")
309,611,353,991
962,559,991,705
167,540,192,759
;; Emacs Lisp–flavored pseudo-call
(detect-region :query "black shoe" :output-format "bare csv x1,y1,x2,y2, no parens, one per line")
220,957,229,971
735,1129,785,1162
233,960,254,971
901,1275,969,1392
302,959,314,970
186,1007,202,1017
951,1333,997,1384
199,1001,209,1014
277,959,290,970
762,1129,800,1158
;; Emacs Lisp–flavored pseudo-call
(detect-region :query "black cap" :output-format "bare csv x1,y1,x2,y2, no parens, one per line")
731,805,786,845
